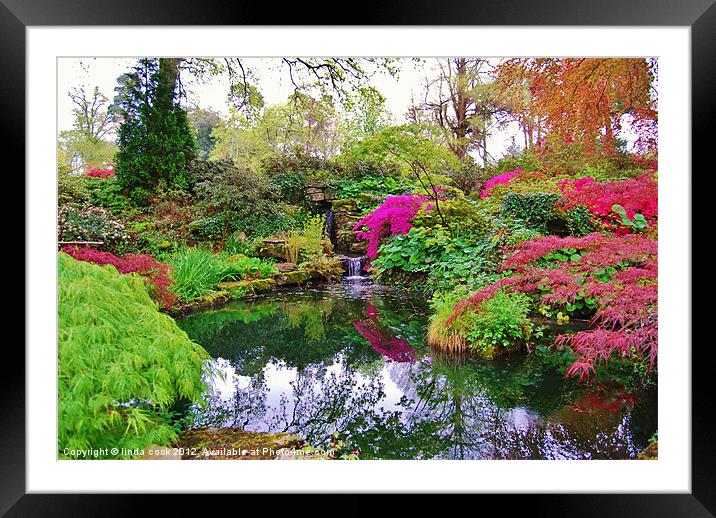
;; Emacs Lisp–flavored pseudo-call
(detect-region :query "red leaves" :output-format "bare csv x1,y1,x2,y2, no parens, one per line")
448,233,657,380
85,167,115,179
480,168,521,198
61,246,178,309
557,172,658,233
496,58,657,157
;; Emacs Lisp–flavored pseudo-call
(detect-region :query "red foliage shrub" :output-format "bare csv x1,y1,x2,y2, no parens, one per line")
447,233,657,380
85,167,116,179
557,172,657,233
61,246,177,309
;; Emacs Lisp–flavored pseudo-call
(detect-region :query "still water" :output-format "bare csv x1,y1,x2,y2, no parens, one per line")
177,281,656,460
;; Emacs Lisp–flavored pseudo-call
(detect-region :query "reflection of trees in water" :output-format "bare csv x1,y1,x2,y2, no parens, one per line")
381,357,649,459
180,287,654,460
267,365,392,446
190,353,649,459
189,359,269,429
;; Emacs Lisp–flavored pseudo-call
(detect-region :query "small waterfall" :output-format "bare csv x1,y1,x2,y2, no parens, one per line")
347,257,362,277
324,208,336,247
344,256,366,282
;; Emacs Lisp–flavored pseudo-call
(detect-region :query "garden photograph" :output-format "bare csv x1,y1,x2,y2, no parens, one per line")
57,56,659,461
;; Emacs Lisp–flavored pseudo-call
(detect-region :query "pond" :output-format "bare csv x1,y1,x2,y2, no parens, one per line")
177,281,657,460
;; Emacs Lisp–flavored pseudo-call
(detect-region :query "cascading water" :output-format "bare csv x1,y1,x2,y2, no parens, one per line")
345,256,365,281
324,208,336,248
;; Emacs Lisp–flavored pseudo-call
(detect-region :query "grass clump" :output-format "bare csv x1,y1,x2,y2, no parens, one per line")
165,247,278,302
428,288,536,358
58,252,211,458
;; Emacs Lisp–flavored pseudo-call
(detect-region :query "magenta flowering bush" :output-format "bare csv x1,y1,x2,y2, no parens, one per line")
479,167,522,198
353,194,431,261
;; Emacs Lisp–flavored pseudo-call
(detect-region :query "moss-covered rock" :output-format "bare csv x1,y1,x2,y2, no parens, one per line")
331,199,357,212
175,428,307,460
637,441,658,460
273,269,312,286
220,278,277,294
256,239,286,261
170,290,231,316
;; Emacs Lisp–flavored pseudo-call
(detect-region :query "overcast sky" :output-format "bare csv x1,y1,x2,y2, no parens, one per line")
58,57,638,162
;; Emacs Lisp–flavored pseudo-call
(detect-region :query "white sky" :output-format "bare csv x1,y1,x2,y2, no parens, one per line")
58,57,641,161
57,57,526,161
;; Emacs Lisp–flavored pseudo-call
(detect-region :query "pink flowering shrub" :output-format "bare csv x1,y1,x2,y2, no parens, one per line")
480,168,522,198
353,194,432,261
353,305,416,362
85,167,115,179
61,246,177,309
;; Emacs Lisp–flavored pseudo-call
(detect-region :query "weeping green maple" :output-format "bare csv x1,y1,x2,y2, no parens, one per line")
113,58,196,204
58,253,210,458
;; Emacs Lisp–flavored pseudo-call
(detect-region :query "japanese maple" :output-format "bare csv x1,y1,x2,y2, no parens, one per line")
85,167,116,179
447,233,657,380
495,58,658,157
61,246,177,309
557,172,657,233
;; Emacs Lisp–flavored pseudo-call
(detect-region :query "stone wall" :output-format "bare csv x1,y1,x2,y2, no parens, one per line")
331,199,368,254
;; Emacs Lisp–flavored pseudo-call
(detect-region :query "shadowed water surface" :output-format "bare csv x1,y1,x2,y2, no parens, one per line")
177,282,657,460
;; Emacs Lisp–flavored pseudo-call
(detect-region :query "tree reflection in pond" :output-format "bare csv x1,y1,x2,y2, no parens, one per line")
178,284,656,459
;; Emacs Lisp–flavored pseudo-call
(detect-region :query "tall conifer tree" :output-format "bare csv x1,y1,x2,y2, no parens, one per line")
113,58,196,204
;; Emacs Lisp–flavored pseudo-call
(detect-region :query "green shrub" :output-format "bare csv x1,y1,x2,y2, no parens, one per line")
448,158,491,195
413,196,494,236
335,174,417,212
281,214,329,263
222,254,278,280
463,291,536,357
300,214,329,260
58,170,89,206
58,253,210,458
563,205,597,236
192,159,295,240
262,151,339,210
86,176,133,215
502,193,561,233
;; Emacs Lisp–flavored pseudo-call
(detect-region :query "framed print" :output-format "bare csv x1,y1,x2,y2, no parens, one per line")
8,0,709,514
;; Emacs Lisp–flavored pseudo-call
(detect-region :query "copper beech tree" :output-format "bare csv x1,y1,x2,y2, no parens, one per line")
495,58,658,157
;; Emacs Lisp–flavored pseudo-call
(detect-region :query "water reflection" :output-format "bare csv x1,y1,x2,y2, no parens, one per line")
178,284,656,459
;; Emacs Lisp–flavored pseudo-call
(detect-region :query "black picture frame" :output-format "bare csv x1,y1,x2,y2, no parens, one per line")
8,0,707,514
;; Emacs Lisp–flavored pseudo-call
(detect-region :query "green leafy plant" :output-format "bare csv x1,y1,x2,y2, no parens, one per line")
462,291,537,357
372,225,501,293
58,252,210,458
612,203,648,231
